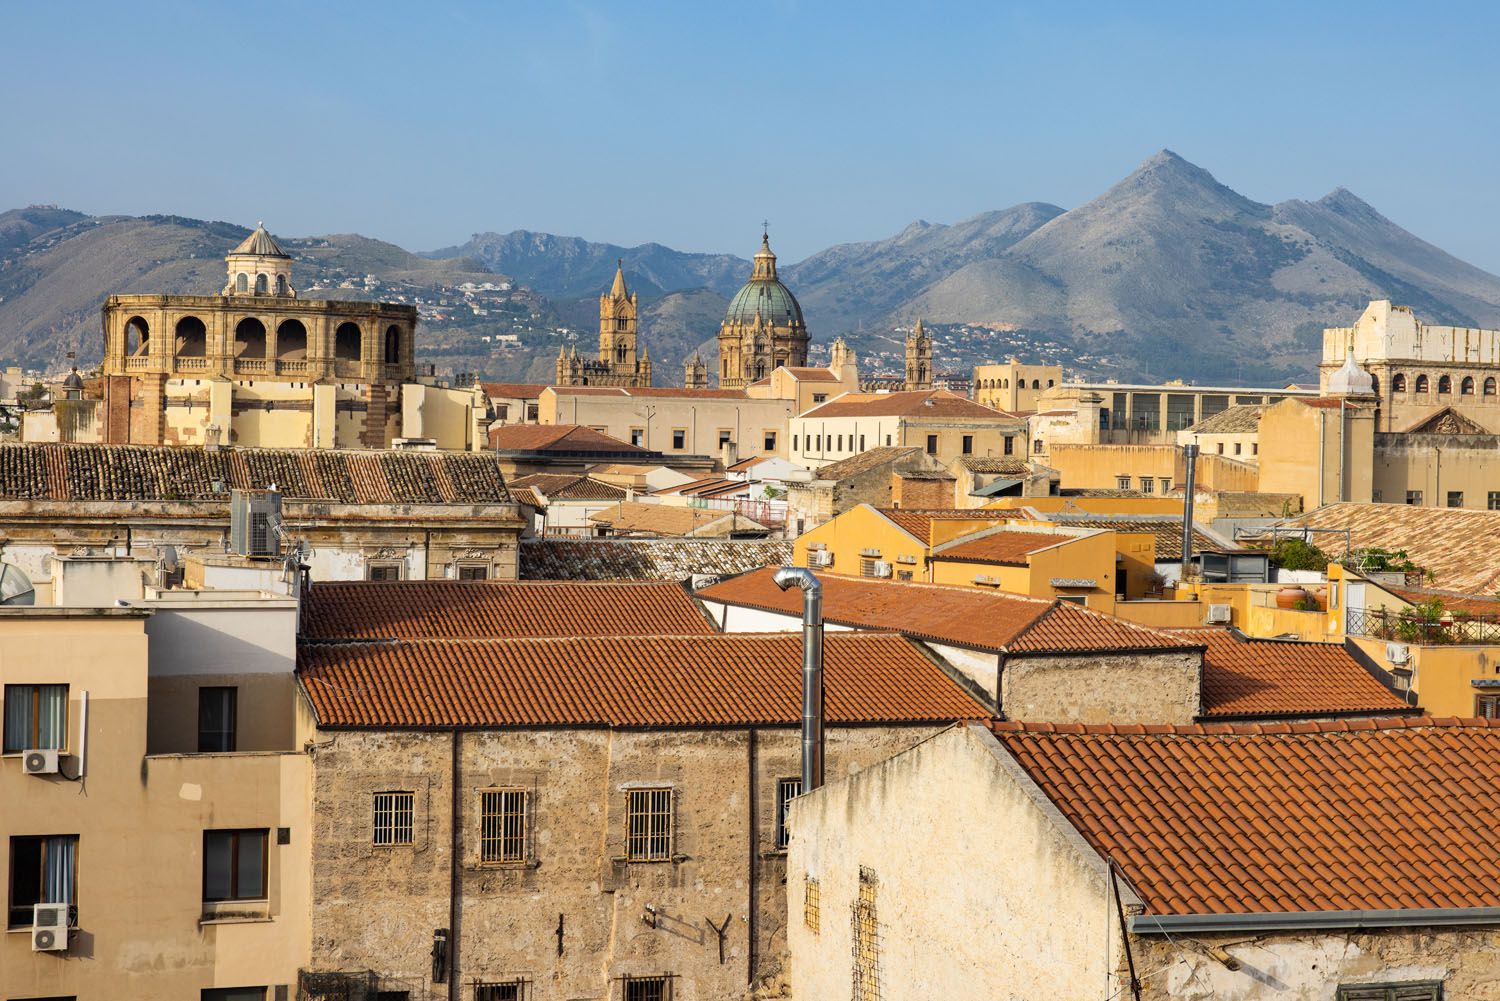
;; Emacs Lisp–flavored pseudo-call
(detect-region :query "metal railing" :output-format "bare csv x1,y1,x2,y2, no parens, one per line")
1348,606,1500,646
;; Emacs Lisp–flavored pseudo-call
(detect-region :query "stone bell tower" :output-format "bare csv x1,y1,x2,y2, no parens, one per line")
223,223,296,298
905,318,933,391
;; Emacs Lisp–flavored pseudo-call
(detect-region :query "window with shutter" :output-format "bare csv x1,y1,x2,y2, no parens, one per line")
1336,982,1442,1001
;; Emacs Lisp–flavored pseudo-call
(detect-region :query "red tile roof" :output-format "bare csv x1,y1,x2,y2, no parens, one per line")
929,530,1078,566
301,580,715,641
1177,628,1415,719
481,382,548,399
299,632,990,728
991,717,1500,916
548,386,750,400
1389,587,1500,618
488,424,651,454
509,473,627,501
802,390,1016,420
780,367,842,382
878,508,1017,541
697,568,1197,656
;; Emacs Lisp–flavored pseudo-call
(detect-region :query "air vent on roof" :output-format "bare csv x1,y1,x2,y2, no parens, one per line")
230,489,282,558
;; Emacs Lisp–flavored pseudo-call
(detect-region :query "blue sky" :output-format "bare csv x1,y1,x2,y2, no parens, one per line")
5,1,1499,269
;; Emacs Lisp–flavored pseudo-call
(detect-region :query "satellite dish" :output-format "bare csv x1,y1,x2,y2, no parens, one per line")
160,545,180,573
0,563,35,606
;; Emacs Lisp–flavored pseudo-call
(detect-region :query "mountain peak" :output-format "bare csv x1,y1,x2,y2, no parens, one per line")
1316,186,1381,218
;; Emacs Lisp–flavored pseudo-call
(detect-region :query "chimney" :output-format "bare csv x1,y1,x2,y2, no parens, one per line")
1180,443,1199,583
721,439,738,468
773,566,824,792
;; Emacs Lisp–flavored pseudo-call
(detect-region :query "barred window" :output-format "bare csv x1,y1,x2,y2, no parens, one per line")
479,790,529,864
803,876,820,932
475,980,527,1001
373,791,415,847
852,867,881,1001
627,788,673,862
623,976,672,1001
775,778,802,850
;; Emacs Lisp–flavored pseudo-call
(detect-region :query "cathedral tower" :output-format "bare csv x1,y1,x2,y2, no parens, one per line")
716,231,809,388
905,318,933,391
554,261,651,387
683,350,708,389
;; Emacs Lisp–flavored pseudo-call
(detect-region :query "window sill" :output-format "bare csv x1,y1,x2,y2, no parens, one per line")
471,860,539,871
199,914,274,927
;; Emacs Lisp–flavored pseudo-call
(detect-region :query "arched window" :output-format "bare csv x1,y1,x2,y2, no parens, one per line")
254,274,268,295
1438,375,1452,394
235,273,248,293
1415,374,1429,393
1047,379,1055,387
277,319,308,361
175,316,206,358
335,322,362,361
275,274,287,296
1486,377,1498,397
124,316,150,356
1370,375,1379,397
1392,373,1407,393
1462,376,1476,395
383,325,401,364
234,317,267,358
1001,379,1009,389
1031,379,1040,389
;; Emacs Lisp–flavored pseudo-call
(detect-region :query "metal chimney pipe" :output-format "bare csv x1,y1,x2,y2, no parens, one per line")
773,566,824,792
1180,443,1199,584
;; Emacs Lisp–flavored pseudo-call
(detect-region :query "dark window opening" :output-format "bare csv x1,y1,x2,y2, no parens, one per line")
384,325,402,364
8,834,77,928
276,320,308,362
3,683,68,752
775,778,802,850
458,565,489,581
125,316,150,357
234,318,267,359
203,829,268,902
175,316,207,358
198,687,237,753
335,322,363,362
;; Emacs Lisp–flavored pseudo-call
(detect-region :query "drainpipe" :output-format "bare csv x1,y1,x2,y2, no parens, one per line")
1337,399,1346,502
1317,410,1325,507
449,729,461,1001
1179,444,1198,586
772,566,824,791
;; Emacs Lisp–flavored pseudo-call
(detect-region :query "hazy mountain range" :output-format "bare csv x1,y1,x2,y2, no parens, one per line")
5,150,1500,384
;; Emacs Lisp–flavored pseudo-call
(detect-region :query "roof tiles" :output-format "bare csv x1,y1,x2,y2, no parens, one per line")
802,390,1016,420
519,539,792,581
929,531,1077,566
488,424,651,454
1282,502,1500,594
878,508,1018,541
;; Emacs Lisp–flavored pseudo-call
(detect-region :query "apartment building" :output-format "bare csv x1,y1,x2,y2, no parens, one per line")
789,390,1024,470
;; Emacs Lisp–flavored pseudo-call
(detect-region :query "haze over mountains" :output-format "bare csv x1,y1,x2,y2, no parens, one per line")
4,151,1499,384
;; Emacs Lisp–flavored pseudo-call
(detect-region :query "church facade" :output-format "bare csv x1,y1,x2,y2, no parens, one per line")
555,262,652,388
717,233,810,388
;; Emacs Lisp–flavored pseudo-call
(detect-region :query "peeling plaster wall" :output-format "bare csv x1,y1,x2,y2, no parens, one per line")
1003,650,1202,724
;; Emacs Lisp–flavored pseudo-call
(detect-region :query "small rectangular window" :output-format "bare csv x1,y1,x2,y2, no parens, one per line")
775,778,802,850
837,434,844,451
373,791,415,847
1447,491,1464,508
859,435,865,451
497,404,510,420
480,789,529,865
925,434,938,454
3,684,68,752
718,430,732,447
1139,477,1154,494
1033,440,1042,454
458,564,489,581
1489,491,1500,511
1406,491,1423,506
1233,442,1242,455
526,404,538,421
198,686,237,753
671,429,686,450
203,990,267,1001
1335,982,1442,1001
812,394,827,404
885,435,892,446
1003,436,1014,456
203,829,268,902
1160,478,1171,492
367,563,401,581
804,876,821,931
1116,476,1131,490
474,980,526,1001
627,788,673,862
8,834,77,928
792,435,799,450
1056,595,1088,605
623,977,671,1001
764,431,777,451
630,428,644,446
961,435,973,455
1478,695,1500,719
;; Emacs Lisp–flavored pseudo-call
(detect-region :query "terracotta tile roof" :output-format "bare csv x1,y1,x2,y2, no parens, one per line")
298,632,990,728
811,447,923,482
509,473,626,501
929,530,1078,566
725,455,765,473
520,539,791,581
0,443,513,504
511,486,543,508
488,423,654,455
1043,517,1226,560
697,568,1197,656
1389,587,1500,618
878,508,1017,541
1183,404,1265,435
990,717,1500,916
780,367,841,382
1174,628,1415,719
802,390,1017,420
300,579,713,641
481,382,547,399
588,501,766,537
548,386,750,400
956,457,1033,475
1299,397,1362,409
1282,502,1500,594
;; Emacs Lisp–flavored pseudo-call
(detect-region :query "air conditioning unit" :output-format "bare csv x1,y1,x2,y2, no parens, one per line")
230,489,282,558
810,550,834,568
1204,604,1232,625
23,748,59,776
872,561,893,578
1386,643,1411,666
31,902,68,951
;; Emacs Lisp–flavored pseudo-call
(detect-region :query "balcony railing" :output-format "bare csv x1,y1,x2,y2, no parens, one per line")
124,356,151,370
234,358,271,375
1348,606,1500,646
278,360,310,376
175,357,209,371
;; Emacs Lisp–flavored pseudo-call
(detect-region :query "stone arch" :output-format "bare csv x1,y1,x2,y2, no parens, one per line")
175,316,207,358
1392,373,1407,393
1486,377,1497,397
1047,379,1055,387
1031,379,1040,389
1415,374,1429,393
1438,375,1452,395
235,273,248,294
254,274,268,295
383,324,401,364
275,274,287,296
1462,376,1476,396
235,318,267,358
335,322,363,361
277,319,308,361
1002,379,1009,389
124,316,150,356
1370,375,1379,397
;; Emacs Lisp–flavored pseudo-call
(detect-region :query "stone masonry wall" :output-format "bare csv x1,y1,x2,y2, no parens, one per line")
1003,650,1202,724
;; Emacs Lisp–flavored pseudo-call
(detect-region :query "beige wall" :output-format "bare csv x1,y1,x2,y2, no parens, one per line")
972,360,1063,412
1257,398,1375,510
1003,650,1202,724
790,413,1023,470
542,389,796,459
1046,444,1179,492
1372,433,1500,509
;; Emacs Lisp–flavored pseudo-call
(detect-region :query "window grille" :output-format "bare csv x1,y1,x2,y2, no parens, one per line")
480,790,528,864
373,792,415,847
803,877,820,932
851,867,881,1001
474,980,527,1001
457,564,489,581
775,778,802,850
622,976,672,1001
1478,695,1500,719
627,788,673,861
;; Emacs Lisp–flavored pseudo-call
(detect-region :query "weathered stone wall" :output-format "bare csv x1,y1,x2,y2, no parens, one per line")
308,724,942,1000
1003,650,1202,724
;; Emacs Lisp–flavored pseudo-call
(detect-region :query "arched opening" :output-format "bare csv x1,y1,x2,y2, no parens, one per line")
383,325,401,364
275,274,287,296
175,316,206,358
254,274,268,295
1415,374,1429,393
277,319,308,361
1047,379,1055,387
1438,375,1452,394
335,322,362,361
234,318,267,358
124,316,150,356
1462,376,1476,396
1486,377,1497,396
235,273,248,293
1002,379,1009,389
1031,379,1040,389
1392,373,1407,393
755,361,766,380
1370,376,1379,397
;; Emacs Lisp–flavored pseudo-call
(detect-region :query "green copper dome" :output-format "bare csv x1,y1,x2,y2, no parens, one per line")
723,233,805,329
